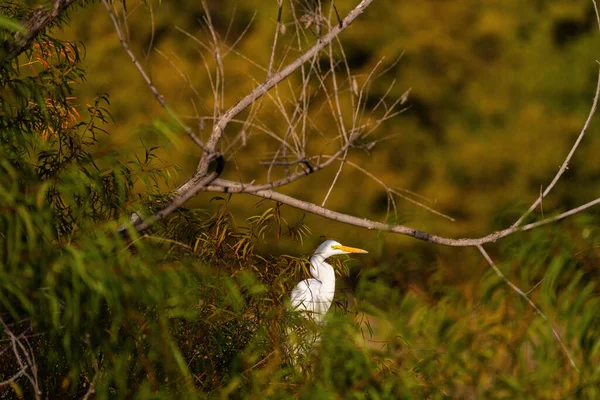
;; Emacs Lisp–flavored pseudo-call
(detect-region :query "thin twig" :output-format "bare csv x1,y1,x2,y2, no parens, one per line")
513,67,600,227
593,0,600,35
321,148,347,207
268,1,284,77
526,278,545,295
132,158,224,233
2,0,78,64
0,317,41,399
200,0,224,119
101,0,209,152
320,156,455,221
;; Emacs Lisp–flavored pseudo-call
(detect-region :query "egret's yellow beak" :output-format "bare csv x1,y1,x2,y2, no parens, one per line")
332,245,368,253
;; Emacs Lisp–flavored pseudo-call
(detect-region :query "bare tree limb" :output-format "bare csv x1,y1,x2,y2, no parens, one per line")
594,0,600,39
128,155,225,233
203,181,600,247
81,363,98,400
267,1,284,77
107,0,600,253
1,0,78,64
321,149,347,207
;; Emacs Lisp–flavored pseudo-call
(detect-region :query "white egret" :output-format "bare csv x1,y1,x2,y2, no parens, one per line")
290,240,368,324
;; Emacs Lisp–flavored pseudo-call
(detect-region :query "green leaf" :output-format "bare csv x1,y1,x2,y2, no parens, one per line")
0,15,25,33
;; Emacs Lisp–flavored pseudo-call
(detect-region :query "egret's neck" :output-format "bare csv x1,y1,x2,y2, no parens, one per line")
310,255,335,289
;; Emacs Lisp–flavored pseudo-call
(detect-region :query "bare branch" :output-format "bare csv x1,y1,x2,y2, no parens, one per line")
107,0,599,263
129,154,225,233
593,0,600,35
101,0,210,153
1,0,78,64
0,370,26,388
200,0,225,118
81,370,98,400
268,1,284,77
321,149,347,207
327,157,455,221
203,181,600,247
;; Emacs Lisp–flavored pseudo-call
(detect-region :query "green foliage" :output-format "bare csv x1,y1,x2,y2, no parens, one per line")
0,15,24,33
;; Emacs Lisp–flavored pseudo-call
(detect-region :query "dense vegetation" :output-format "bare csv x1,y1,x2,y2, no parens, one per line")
1,0,599,398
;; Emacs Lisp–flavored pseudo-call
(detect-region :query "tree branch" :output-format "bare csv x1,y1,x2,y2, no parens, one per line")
203,181,600,247
127,154,225,234
1,0,78,64
101,0,210,152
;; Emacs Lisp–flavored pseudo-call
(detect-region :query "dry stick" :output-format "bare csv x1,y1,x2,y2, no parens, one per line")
200,0,224,119
81,359,100,400
311,57,346,142
476,245,579,372
144,0,156,60
267,101,307,182
220,0,292,163
248,141,355,192
0,368,26,388
268,1,284,77
108,0,598,249
265,55,322,181
121,234,194,252
154,49,202,99
321,148,348,207
513,66,600,228
101,0,209,153
290,2,311,154
2,0,78,63
237,64,298,160
131,157,224,233
594,0,600,33
526,278,545,296
328,29,350,143
203,182,600,247
321,156,455,221
20,336,39,397
81,378,96,400
540,185,544,219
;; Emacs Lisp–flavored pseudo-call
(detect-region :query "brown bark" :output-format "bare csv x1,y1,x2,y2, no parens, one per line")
1,0,78,64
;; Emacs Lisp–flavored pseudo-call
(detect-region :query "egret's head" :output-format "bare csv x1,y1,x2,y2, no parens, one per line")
314,240,368,259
